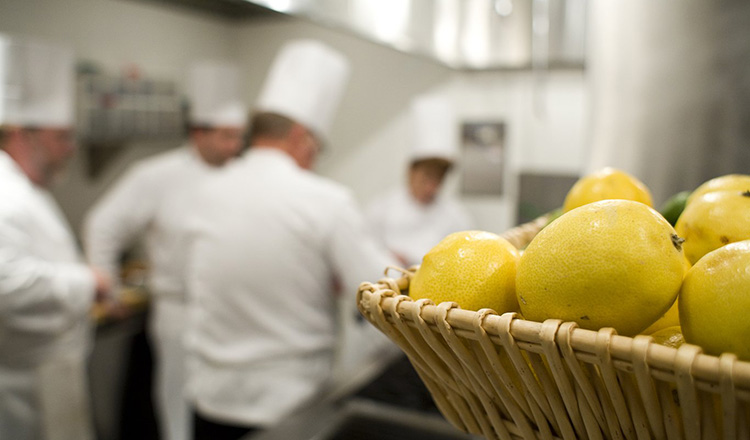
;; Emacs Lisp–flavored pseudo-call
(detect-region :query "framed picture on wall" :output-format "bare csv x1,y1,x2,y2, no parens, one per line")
461,121,505,196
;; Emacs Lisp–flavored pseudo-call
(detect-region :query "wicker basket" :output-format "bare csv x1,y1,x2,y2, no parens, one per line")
356,217,750,440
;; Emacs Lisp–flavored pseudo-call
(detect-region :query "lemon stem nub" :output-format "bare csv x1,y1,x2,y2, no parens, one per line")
742,190,750,197
671,233,685,251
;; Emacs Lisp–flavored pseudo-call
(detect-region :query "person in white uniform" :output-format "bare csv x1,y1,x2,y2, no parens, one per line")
366,93,473,267
0,35,110,440
83,61,247,440
184,40,395,440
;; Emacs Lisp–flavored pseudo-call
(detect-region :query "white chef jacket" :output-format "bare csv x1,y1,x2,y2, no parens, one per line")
0,150,96,440
184,148,394,427
84,144,217,440
366,187,473,267
84,144,220,302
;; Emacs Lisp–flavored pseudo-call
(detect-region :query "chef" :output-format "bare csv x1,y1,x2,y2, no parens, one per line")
184,39,395,440
83,61,247,440
0,34,110,440
366,93,473,267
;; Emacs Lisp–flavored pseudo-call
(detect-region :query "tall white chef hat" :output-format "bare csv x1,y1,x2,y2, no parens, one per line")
0,34,75,128
187,60,247,128
409,93,459,164
256,39,351,141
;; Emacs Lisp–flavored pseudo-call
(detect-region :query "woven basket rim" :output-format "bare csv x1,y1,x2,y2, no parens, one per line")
358,281,750,394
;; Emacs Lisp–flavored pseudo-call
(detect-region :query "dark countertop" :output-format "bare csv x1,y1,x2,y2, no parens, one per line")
245,398,479,440
244,356,480,440
89,301,159,440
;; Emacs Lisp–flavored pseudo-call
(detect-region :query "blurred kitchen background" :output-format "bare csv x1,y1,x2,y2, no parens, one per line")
1,0,591,236
2,0,749,438
4,0,747,236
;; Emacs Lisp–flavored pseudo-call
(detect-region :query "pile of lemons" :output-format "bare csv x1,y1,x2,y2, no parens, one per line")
409,168,750,361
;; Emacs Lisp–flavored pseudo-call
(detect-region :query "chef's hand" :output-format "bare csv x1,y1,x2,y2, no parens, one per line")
91,267,112,303
90,268,132,320
394,253,411,268
99,300,132,320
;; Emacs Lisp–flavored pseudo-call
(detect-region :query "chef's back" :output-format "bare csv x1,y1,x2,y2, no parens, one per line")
184,40,395,439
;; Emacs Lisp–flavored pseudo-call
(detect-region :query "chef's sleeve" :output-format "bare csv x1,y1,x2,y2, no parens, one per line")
0,214,96,334
328,193,398,300
82,166,158,287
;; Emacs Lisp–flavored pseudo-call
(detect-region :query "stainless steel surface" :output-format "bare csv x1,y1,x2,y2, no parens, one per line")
246,398,480,440
586,0,750,203
246,0,586,70
132,0,587,70
128,0,282,19
89,310,152,440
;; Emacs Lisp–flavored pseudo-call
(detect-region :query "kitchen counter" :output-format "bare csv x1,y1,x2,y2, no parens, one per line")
245,397,480,440
89,288,159,440
245,353,480,440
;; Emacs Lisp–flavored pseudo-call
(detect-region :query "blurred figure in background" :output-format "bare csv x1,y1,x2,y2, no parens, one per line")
367,93,473,268
0,35,110,440
184,39,395,440
83,61,247,440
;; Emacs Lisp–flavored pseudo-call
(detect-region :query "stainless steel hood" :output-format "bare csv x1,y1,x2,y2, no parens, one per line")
245,0,587,70
139,0,587,70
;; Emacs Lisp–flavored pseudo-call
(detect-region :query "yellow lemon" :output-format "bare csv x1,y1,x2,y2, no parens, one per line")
687,174,750,206
649,326,685,349
516,200,686,336
410,231,520,313
680,240,750,360
562,167,653,213
683,254,692,272
675,190,750,265
641,298,680,335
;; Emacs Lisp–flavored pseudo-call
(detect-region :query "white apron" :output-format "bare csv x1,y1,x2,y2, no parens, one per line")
149,298,189,440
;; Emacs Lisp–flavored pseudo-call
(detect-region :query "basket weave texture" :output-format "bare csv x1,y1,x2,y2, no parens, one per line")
356,217,750,440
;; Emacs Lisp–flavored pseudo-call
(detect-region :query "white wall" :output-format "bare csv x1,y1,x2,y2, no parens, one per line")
317,68,589,234
1,0,238,77
1,0,589,237
449,69,590,232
